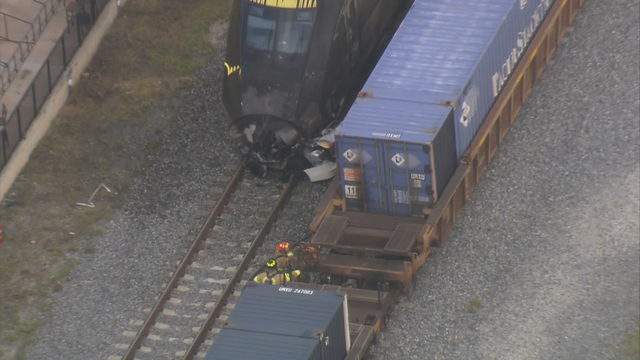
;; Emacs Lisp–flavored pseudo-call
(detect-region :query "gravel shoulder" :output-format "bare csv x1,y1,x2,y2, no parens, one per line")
3,0,637,359
371,1,640,359
0,1,232,359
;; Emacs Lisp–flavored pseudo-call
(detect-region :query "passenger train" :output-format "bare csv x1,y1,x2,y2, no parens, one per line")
222,0,411,176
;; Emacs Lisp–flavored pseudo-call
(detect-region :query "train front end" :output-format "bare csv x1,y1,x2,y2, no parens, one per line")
223,0,321,177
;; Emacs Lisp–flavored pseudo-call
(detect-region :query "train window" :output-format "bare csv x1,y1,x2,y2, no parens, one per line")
276,10,315,55
246,6,276,52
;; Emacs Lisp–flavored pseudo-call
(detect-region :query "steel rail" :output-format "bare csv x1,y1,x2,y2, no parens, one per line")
123,163,245,360
183,175,298,360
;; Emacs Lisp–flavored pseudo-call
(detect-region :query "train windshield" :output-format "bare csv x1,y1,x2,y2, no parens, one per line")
245,5,316,56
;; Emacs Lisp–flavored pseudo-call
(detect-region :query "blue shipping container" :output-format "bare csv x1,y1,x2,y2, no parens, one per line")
206,284,349,360
336,0,555,216
205,329,321,360
336,99,457,216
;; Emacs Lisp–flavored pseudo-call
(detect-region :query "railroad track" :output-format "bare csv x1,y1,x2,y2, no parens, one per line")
108,163,296,360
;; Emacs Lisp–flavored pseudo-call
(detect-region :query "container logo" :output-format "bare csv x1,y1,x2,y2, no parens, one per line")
344,185,359,199
343,149,358,162
493,0,552,97
343,168,362,182
391,153,406,167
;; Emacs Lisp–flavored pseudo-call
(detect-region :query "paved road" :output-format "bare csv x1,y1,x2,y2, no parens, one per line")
372,1,640,359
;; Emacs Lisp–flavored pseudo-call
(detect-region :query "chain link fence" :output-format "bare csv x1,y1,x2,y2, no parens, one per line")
0,0,110,171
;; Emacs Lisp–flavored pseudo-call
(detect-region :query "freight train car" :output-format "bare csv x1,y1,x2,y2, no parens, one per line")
205,284,349,360
336,0,555,216
204,1,582,359
223,0,411,176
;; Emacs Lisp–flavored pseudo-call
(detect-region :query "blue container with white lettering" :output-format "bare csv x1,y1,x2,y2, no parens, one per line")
336,99,457,216
336,0,554,216
206,284,349,360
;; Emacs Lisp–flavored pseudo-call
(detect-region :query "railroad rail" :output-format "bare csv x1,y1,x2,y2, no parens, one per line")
116,163,296,360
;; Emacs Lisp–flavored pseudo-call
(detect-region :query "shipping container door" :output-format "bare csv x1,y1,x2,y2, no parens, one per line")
383,141,432,217
337,137,388,213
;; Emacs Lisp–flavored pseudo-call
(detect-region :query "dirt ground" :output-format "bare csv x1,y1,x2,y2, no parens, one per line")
0,1,230,358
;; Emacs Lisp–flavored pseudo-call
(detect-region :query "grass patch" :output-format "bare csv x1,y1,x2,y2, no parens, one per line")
620,326,640,360
464,297,482,314
0,0,230,357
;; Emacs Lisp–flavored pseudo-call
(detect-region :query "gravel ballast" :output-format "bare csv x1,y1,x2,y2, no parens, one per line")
371,1,640,359
24,54,246,359
24,0,639,359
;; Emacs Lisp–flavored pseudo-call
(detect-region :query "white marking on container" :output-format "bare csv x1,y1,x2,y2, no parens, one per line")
122,330,136,337
192,327,201,333
344,185,359,199
148,334,162,341
391,153,406,167
183,338,194,345
210,266,224,271
140,346,151,353
225,266,237,273
176,350,186,357
115,343,129,350
343,149,357,162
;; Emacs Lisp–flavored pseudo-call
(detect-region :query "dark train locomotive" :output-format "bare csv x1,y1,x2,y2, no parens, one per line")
223,0,411,176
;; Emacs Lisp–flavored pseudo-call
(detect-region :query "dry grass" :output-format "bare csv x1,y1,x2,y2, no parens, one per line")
0,0,230,358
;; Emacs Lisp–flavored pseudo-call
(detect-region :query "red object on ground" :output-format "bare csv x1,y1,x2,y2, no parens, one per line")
275,241,290,254
0,224,4,248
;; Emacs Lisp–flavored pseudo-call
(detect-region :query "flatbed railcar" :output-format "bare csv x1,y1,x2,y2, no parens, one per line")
203,0,582,359
304,0,583,358
335,0,557,218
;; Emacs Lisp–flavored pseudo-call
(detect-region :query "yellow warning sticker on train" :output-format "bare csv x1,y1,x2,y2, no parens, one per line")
249,0,317,9
224,62,241,77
